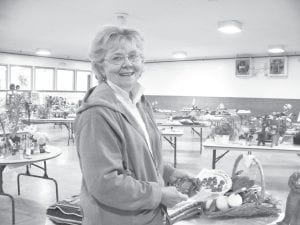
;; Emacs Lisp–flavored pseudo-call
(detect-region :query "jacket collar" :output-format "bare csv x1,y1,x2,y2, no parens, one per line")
77,82,148,143
107,80,145,105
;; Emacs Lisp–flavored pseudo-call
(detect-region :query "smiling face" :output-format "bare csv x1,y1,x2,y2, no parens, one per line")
101,39,144,93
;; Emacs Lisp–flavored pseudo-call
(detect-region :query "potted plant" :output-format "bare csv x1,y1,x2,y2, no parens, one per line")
211,122,234,143
37,105,50,119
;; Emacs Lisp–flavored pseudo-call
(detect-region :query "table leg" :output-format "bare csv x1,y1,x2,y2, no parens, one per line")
65,123,71,146
212,150,230,169
212,149,216,169
62,122,74,146
200,128,203,154
190,127,203,155
174,137,177,168
1,165,16,224
17,162,59,201
163,136,177,168
0,165,4,194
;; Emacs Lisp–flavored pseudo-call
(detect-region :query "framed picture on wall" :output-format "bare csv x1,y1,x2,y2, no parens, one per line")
235,58,252,77
268,56,287,77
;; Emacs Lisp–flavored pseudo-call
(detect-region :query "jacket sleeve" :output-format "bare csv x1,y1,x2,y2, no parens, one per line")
163,163,176,184
76,108,162,211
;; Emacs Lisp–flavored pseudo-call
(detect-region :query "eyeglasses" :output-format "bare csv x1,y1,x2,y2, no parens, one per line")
105,54,144,65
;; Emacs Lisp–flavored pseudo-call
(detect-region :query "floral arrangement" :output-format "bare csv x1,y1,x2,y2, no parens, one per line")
5,93,26,135
45,95,67,108
266,114,290,136
25,125,49,146
33,132,49,145
210,121,234,143
236,118,258,143
37,105,51,119
211,122,234,136
45,95,77,118
257,116,293,146
1,93,26,132
26,127,49,153
0,94,28,155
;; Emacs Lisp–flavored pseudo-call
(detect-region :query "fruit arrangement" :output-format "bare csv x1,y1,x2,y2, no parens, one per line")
196,168,232,194
201,176,226,192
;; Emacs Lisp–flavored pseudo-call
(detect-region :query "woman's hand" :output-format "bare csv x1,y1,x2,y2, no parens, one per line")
169,169,192,183
161,186,188,208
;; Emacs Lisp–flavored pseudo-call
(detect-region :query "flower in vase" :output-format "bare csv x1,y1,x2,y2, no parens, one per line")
211,121,234,137
216,123,233,135
32,132,49,145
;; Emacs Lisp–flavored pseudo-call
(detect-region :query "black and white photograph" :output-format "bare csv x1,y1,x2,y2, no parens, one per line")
269,56,288,77
235,58,252,77
0,1,300,225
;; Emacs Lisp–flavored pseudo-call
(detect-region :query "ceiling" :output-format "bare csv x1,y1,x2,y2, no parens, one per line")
0,0,300,62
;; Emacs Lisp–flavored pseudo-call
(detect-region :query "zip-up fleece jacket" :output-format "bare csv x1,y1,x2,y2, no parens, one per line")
75,83,176,225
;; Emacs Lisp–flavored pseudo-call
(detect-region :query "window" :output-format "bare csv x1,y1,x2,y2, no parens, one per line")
76,70,91,91
0,65,8,90
10,65,32,90
56,69,74,91
35,67,54,90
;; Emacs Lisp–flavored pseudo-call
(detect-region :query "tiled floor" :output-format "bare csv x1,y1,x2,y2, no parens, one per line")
0,124,299,225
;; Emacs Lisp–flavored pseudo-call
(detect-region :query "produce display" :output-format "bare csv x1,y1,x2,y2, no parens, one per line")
170,169,231,197
167,156,280,223
203,155,280,218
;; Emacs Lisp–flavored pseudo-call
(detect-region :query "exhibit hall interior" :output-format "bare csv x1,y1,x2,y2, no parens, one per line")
0,0,300,225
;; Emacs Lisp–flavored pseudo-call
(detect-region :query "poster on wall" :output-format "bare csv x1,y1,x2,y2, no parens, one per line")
268,56,287,77
235,58,252,77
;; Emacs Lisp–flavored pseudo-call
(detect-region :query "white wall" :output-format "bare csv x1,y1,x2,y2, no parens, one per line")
1,53,300,99
140,56,300,99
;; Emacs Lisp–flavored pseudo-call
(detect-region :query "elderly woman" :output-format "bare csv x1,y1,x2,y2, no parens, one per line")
75,26,189,225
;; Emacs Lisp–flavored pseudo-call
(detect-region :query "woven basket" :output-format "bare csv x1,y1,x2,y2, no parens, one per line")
206,154,280,218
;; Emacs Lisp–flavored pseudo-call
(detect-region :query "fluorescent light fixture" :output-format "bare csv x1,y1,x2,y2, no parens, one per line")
268,45,285,53
218,20,242,34
36,48,51,56
172,51,187,59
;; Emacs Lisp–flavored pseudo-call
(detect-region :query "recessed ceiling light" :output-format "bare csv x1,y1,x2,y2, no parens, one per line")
268,45,285,53
115,12,129,26
172,51,187,59
36,48,51,56
217,20,242,34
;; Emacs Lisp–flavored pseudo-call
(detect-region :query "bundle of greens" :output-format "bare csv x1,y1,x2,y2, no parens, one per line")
168,201,203,224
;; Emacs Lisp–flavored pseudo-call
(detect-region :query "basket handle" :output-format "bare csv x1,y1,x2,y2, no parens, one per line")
231,154,265,203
